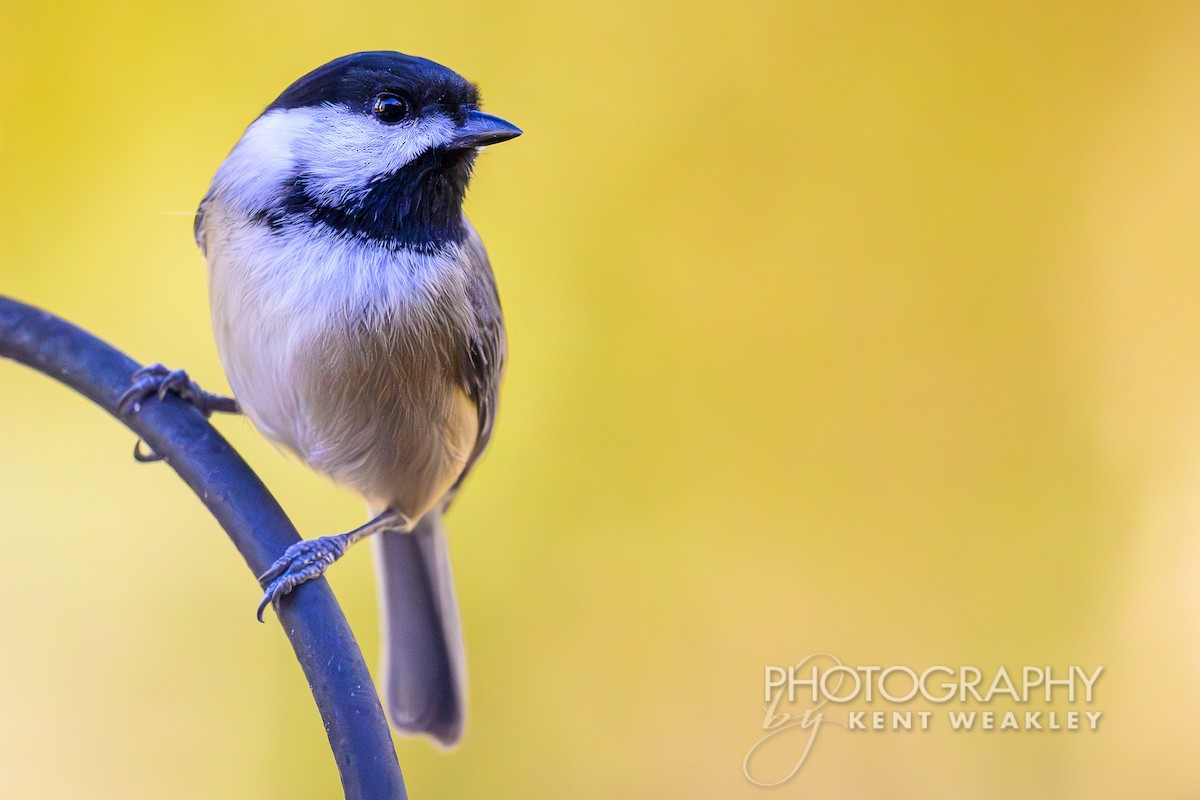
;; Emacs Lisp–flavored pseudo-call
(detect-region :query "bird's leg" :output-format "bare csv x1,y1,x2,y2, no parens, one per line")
118,363,241,462
119,362,241,417
256,509,413,621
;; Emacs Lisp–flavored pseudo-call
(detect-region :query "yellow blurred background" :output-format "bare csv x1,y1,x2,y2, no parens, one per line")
3,1,1200,797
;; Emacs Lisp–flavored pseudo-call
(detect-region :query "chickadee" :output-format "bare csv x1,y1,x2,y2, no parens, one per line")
122,51,520,746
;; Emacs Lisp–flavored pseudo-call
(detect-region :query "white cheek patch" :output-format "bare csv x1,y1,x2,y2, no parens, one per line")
212,110,313,212
212,106,458,213
295,107,457,202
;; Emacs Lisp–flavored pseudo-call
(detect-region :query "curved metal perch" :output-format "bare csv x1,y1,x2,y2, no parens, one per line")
0,295,407,800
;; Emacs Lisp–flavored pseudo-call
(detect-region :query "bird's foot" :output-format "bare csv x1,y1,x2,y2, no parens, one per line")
118,363,240,418
256,534,352,622
118,363,240,462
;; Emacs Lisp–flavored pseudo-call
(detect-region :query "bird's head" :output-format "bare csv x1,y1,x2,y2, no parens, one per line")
210,51,521,250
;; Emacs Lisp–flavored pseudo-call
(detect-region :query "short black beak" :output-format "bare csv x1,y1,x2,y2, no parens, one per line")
449,110,522,149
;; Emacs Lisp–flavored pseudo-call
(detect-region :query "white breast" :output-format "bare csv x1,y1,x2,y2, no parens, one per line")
201,199,479,517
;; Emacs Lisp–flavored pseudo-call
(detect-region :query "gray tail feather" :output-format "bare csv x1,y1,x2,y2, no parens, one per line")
372,512,465,746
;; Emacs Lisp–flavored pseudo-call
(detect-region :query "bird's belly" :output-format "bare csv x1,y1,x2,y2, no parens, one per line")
294,321,479,519
208,227,478,519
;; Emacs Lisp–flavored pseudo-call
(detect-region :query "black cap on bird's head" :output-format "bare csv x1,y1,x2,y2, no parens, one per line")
223,51,521,250
267,51,522,155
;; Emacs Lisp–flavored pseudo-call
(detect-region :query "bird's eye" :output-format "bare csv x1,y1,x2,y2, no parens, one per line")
372,93,411,124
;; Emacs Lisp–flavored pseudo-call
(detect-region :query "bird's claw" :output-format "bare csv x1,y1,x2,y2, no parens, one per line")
256,535,351,622
118,363,215,416
132,438,165,463
119,363,240,461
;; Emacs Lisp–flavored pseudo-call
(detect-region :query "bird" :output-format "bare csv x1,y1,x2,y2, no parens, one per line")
119,51,520,746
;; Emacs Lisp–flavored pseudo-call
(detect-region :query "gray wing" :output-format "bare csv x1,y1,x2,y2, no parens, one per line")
194,194,211,255
448,222,506,498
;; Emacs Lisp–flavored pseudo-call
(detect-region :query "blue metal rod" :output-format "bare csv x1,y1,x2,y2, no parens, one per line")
0,295,407,800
